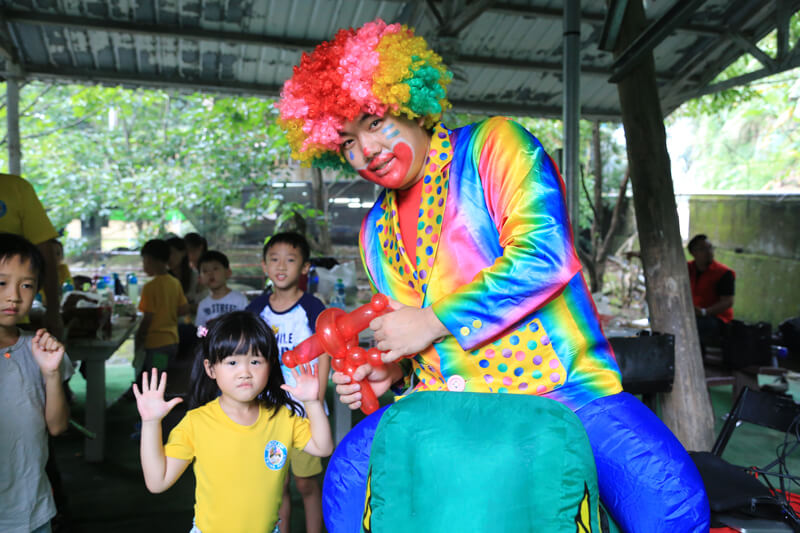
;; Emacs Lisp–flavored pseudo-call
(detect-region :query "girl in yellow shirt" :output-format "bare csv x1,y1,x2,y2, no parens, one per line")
132,311,334,533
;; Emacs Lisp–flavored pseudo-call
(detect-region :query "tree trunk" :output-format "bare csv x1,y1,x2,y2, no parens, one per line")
591,121,604,254
310,167,332,255
614,0,714,450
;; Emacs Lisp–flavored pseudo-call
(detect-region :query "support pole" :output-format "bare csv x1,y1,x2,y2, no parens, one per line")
614,0,713,450
563,0,581,238
6,69,21,175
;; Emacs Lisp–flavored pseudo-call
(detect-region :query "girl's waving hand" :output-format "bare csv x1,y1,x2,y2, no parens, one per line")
133,368,184,422
282,364,333,457
280,363,320,403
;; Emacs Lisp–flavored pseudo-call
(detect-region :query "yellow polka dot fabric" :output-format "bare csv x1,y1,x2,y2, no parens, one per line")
376,123,453,302
469,318,566,394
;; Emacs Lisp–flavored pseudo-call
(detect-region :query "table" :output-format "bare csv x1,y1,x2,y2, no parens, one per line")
66,315,141,462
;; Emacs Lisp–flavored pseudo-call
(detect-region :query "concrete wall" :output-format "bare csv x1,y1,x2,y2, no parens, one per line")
689,194,800,328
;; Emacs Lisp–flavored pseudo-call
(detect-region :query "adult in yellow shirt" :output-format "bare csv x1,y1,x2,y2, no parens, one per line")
0,173,64,339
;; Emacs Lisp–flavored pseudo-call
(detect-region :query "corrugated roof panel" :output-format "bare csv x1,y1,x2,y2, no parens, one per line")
0,0,797,119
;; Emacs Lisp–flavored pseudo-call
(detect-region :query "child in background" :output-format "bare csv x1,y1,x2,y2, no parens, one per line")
184,232,208,272
167,236,205,314
195,251,248,327
246,232,328,533
0,232,72,533
134,239,189,383
133,311,333,533
167,236,206,362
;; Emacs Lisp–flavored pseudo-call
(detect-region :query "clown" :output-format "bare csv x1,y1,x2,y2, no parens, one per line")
278,19,708,532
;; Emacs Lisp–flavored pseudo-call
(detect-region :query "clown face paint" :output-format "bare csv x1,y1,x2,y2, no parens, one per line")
339,114,431,190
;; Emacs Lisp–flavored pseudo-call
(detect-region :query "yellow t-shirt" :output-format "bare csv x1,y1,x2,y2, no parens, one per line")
0,173,58,244
138,274,187,349
165,399,312,533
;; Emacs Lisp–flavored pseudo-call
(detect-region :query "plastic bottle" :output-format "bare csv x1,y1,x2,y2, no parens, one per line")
771,345,789,366
98,285,113,339
330,278,347,309
112,273,125,295
96,279,111,299
308,266,319,295
100,264,112,288
127,273,139,306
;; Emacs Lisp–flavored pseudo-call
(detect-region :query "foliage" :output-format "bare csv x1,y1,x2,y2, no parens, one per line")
0,82,295,245
0,82,634,259
670,14,800,191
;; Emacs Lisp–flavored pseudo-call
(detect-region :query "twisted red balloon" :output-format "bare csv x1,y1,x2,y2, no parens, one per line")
282,293,390,414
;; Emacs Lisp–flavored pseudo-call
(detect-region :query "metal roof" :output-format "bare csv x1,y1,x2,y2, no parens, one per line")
0,0,798,120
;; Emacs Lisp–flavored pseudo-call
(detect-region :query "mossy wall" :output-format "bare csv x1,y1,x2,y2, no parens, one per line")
689,195,800,328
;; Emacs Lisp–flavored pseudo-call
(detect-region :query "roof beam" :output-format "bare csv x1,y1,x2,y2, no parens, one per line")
598,0,629,51
396,0,428,27
439,0,496,36
673,52,800,102
777,0,792,60
450,98,620,121
662,0,800,105
1,8,677,82
727,31,776,71
385,1,726,36
3,65,283,97
0,13,21,65
456,53,678,82
0,62,624,120
609,0,707,83
1,8,319,52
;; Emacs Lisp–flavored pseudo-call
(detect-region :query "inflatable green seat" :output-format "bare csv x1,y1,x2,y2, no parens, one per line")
361,392,608,532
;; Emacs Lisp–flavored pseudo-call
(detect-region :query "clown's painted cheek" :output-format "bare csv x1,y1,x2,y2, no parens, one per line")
357,138,415,189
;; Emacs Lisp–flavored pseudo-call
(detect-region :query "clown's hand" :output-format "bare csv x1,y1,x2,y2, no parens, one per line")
369,299,449,363
333,362,401,411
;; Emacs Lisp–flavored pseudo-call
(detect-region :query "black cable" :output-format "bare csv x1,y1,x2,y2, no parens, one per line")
742,411,800,527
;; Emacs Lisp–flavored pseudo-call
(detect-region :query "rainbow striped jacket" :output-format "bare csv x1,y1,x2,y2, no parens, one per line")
359,117,622,410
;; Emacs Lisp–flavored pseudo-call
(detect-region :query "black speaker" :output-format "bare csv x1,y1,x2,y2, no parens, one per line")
609,332,675,394
722,320,772,370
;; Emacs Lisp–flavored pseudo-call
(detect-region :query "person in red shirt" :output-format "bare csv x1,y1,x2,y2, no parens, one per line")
688,234,735,352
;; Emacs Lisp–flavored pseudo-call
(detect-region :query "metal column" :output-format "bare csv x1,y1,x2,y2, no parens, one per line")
6,72,21,175
563,0,581,238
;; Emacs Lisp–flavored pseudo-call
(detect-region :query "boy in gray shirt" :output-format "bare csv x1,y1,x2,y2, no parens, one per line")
0,233,72,533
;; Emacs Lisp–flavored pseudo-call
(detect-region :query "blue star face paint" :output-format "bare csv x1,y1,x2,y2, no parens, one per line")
338,114,430,190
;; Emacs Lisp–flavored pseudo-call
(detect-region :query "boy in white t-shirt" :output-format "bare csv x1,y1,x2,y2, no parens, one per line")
246,232,327,533
194,251,248,327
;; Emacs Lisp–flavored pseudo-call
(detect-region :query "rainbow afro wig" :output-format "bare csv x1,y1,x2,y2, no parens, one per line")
277,19,452,169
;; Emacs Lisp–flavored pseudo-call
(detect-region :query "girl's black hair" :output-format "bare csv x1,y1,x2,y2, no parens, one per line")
183,232,208,254
189,311,303,417
166,236,193,294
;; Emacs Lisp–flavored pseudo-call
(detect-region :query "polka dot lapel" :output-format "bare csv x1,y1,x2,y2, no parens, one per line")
377,123,453,303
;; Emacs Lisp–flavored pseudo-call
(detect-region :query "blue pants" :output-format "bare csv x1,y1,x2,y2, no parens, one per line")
323,393,710,532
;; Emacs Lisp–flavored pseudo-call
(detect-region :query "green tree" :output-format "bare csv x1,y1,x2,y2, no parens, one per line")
671,13,800,191
0,83,297,246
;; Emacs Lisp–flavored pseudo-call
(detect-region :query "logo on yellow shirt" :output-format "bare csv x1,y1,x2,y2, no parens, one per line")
264,440,287,470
